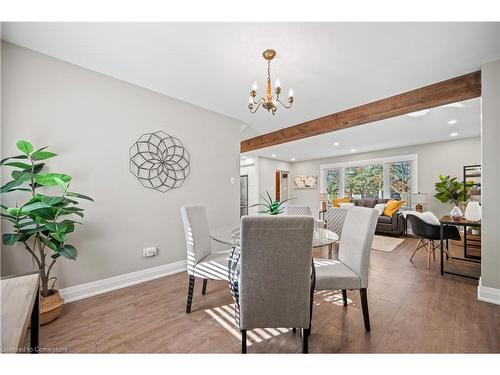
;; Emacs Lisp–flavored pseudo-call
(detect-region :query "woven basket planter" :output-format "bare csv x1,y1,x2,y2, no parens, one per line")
40,290,64,325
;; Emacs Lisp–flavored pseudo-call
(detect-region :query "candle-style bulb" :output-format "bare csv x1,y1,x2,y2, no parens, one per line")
248,96,253,104
275,78,281,88
252,82,258,91
288,88,294,98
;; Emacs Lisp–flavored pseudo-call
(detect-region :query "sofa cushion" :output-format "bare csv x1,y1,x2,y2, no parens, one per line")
352,198,388,208
377,215,392,223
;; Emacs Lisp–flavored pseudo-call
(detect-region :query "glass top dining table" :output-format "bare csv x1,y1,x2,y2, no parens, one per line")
209,224,339,248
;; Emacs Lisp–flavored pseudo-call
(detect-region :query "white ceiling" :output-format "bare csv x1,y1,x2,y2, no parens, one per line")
2,22,499,138
242,98,481,162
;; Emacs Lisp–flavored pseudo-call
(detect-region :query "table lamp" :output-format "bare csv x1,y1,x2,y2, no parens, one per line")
319,193,328,211
411,192,428,213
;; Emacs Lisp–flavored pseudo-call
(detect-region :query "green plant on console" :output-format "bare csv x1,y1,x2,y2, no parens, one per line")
251,191,291,215
434,174,472,207
1,140,93,297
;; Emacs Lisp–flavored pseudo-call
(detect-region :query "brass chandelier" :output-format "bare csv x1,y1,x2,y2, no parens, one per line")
248,49,294,115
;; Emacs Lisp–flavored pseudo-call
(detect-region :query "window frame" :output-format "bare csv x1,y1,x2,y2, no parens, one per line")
319,154,418,199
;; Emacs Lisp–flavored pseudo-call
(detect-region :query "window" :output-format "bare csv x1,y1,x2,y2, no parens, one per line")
344,164,383,199
389,161,412,205
320,155,417,205
325,168,340,198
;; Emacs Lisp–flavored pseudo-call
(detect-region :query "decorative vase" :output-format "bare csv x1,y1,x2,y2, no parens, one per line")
450,206,464,221
40,289,64,325
464,201,482,222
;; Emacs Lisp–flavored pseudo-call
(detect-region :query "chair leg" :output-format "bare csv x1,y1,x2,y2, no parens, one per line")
410,239,423,263
426,240,431,269
186,275,195,314
241,330,247,354
342,289,348,307
302,328,309,353
292,328,297,333
359,288,371,332
202,279,208,295
432,241,436,262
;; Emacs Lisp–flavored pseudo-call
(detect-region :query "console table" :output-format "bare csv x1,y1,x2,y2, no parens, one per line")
439,216,481,280
1,273,40,353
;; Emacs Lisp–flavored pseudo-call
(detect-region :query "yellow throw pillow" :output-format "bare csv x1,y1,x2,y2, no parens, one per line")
383,200,405,217
332,197,351,208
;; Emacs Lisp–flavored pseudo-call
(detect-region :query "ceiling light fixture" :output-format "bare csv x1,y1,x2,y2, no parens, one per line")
450,132,458,137
448,120,457,125
271,154,276,157
351,148,356,153
291,157,296,161
248,49,294,116
333,142,340,146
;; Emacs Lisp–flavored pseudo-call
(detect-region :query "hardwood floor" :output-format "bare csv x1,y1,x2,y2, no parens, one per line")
37,238,500,353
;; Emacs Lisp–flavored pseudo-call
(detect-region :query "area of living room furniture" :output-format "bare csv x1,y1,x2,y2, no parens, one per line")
322,198,406,237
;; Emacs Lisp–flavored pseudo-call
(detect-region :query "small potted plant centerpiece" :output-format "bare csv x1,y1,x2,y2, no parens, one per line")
1,140,93,324
251,191,291,215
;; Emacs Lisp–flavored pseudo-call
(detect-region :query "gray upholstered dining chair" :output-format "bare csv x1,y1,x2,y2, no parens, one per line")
284,204,313,216
180,204,231,313
228,215,315,353
314,206,378,332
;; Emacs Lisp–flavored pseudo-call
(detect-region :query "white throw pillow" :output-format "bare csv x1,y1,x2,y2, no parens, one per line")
402,210,440,225
374,203,386,216
339,202,355,208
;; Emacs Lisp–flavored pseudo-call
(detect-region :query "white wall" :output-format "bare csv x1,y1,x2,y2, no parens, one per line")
1,41,240,288
257,157,291,202
240,157,259,215
481,59,500,291
290,137,481,217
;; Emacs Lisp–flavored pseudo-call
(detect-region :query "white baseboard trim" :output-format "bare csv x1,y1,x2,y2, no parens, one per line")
477,277,500,305
59,260,187,303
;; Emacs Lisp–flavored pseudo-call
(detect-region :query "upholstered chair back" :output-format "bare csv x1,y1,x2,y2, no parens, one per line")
238,216,314,330
284,204,313,216
324,207,349,237
180,205,212,275
338,206,379,288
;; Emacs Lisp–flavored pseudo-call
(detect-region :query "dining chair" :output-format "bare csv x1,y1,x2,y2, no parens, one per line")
228,215,315,353
180,205,231,313
285,204,313,216
313,206,378,332
406,214,459,269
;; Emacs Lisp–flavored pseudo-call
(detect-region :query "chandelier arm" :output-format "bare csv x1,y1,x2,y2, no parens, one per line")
252,97,264,105
276,98,293,109
249,100,264,114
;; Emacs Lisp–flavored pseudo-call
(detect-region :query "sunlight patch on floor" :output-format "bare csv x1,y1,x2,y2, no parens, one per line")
204,303,291,346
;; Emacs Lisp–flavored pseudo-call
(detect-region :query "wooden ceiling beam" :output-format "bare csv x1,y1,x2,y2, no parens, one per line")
240,71,481,153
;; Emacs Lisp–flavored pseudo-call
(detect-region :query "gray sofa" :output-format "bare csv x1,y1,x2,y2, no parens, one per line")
351,198,406,237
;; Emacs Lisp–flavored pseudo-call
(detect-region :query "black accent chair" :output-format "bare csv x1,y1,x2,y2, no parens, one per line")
406,214,461,269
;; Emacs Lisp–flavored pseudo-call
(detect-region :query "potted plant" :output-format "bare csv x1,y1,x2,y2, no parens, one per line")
1,140,93,324
434,175,472,219
251,191,290,215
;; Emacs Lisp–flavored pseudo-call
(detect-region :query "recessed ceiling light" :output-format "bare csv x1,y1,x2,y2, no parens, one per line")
351,148,356,152
291,157,296,161
242,156,247,159
450,132,458,137
333,142,340,146
271,154,276,157
406,109,430,118
448,120,457,125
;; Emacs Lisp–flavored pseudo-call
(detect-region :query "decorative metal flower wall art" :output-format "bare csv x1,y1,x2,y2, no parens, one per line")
129,131,190,192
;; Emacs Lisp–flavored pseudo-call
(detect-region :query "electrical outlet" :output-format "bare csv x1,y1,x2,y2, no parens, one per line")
143,247,157,257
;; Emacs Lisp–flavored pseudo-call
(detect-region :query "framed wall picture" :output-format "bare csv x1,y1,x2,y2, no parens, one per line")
293,175,317,189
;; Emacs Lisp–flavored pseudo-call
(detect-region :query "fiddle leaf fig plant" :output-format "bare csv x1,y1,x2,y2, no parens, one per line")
250,191,291,215
434,174,472,207
1,140,93,297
